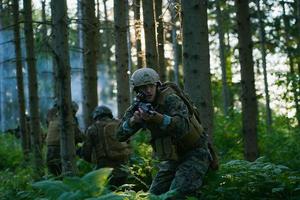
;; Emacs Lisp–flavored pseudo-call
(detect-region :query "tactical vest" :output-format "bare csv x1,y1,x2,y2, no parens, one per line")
93,119,131,161
150,85,206,161
46,117,60,146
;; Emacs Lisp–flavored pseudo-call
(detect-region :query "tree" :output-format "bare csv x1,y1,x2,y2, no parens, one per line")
23,0,44,176
81,0,99,127
216,0,231,116
13,0,30,161
255,0,272,132
142,0,159,72
181,0,214,142
114,0,130,117
169,0,180,85
51,0,77,176
103,0,112,69
281,0,300,128
155,0,166,82
235,0,259,161
133,0,143,68
296,0,300,128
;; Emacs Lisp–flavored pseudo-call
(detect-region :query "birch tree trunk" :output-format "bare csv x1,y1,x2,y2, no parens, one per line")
114,0,130,117
182,0,214,142
81,0,99,127
155,0,166,82
235,0,259,161
23,0,44,176
256,0,272,132
133,0,143,68
13,0,30,161
51,0,77,176
142,0,159,72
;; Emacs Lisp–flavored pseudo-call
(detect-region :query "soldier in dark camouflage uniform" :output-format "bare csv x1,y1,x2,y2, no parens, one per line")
82,105,131,187
116,68,211,199
46,101,83,176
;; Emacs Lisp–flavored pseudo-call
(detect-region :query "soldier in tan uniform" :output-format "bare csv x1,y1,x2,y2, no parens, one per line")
82,105,131,187
46,101,83,176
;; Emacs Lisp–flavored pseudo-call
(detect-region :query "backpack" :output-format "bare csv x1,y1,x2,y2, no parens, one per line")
160,82,219,170
99,120,131,161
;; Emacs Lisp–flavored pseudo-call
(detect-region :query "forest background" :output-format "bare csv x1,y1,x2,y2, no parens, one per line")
0,0,300,199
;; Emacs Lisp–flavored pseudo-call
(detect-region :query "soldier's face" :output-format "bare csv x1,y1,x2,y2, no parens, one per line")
137,84,157,102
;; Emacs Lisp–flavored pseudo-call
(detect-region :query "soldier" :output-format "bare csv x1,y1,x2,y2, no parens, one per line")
116,68,212,199
46,100,58,128
82,105,131,187
46,101,83,176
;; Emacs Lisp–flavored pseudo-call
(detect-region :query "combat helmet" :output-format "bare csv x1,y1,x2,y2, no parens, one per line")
92,105,113,120
130,68,160,90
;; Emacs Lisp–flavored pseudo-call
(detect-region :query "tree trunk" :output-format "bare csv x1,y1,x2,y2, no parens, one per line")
13,0,30,161
77,0,84,127
114,0,130,118
103,0,112,69
296,0,300,128
155,0,166,82
41,0,54,124
51,0,77,176
133,0,143,68
126,1,133,104
50,0,58,98
23,0,44,176
142,0,159,72
216,0,231,116
81,0,99,127
0,0,4,132
282,1,300,127
256,0,272,132
169,1,179,85
181,0,214,142
96,0,100,20
235,0,259,161
41,0,47,47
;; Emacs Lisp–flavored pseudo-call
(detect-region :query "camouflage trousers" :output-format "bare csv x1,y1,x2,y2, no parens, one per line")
46,145,61,176
149,147,210,199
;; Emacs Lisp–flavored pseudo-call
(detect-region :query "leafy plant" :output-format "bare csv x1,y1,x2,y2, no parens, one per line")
0,133,23,170
32,168,124,199
201,159,300,199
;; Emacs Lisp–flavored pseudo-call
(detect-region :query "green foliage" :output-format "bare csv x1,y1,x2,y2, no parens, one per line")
202,159,300,199
259,118,300,170
32,168,124,199
0,166,35,200
0,133,23,170
126,129,157,191
213,111,244,162
1,109,300,200
117,189,177,200
76,158,96,177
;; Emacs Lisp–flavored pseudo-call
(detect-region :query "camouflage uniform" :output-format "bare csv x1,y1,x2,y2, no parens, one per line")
46,103,83,176
82,106,129,186
117,68,211,199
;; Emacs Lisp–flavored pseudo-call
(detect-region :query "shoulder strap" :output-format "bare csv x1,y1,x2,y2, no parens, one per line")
160,82,202,123
94,121,109,156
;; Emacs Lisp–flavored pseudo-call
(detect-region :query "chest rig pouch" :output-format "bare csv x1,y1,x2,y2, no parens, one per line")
153,136,178,161
152,84,206,159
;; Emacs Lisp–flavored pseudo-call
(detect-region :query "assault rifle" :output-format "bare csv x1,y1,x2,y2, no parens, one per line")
132,91,155,115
